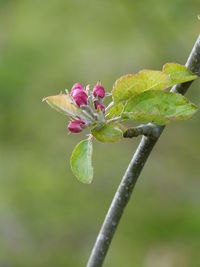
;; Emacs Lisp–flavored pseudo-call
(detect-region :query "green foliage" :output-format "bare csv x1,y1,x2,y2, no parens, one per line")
43,94,77,116
122,91,198,125
92,123,123,143
70,138,93,184
163,63,197,85
112,70,168,103
44,64,198,183
44,62,198,183
106,102,124,119
112,63,197,103
43,94,88,121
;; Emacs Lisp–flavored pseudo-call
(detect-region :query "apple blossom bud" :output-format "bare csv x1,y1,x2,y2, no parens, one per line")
71,83,85,94
93,83,105,98
68,120,85,133
70,89,88,107
94,100,105,113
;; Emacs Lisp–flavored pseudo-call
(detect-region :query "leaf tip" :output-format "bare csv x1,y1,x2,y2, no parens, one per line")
42,97,47,102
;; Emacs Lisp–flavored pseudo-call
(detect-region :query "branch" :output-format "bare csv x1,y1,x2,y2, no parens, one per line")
123,124,160,139
87,35,200,267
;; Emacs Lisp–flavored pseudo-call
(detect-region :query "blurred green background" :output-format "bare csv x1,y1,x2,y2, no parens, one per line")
0,1,200,266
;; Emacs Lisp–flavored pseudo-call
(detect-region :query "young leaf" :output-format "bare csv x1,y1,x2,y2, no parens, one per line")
92,123,123,143
123,91,198,125
43,93,85,118
112,64,197,104
163,63,197,85
70,138,93,184
112,70,169,103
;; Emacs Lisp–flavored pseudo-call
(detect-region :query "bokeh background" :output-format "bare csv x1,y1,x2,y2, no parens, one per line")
0,1,200,266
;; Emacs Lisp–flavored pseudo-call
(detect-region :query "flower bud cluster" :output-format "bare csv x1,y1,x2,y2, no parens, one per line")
67,81,106,133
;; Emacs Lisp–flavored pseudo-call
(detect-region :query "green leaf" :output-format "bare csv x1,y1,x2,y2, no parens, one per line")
70,138,93,184
112,64,197,104
112,70,169,103
123,91,198,125
43,93,86,120
92,123,123,143
106,102,124,119
163,63,197,85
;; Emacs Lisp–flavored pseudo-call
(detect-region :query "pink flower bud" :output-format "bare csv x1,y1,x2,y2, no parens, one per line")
68,120,85,133
70,89,88,107
94,100,105,113
93,83,105,98
71,83,85,93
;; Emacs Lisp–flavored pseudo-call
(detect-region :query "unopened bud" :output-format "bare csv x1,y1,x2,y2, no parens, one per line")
94,100,105,113
71,83,85,94
70,89,88,107
93,82,105,98
68,120,85,133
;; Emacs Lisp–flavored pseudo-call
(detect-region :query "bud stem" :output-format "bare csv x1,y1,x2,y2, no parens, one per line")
106,116,121,124
81,105,97,120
